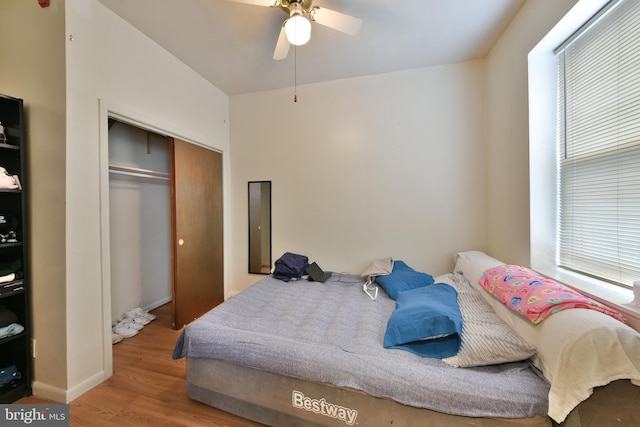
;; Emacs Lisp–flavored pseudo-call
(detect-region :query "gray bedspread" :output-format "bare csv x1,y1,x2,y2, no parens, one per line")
173,273,550,418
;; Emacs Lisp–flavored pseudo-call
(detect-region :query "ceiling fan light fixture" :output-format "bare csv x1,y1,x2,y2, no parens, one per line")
285,14,311,45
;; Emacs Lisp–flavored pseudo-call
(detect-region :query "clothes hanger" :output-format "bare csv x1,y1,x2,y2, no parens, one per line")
363,277,378,301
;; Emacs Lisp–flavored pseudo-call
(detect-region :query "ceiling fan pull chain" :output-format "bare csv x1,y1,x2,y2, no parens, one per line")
294,44,298,102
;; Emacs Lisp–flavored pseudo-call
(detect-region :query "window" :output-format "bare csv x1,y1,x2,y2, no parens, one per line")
556,0,640,289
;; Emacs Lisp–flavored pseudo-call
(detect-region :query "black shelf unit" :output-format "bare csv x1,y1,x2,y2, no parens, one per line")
0,93,31,402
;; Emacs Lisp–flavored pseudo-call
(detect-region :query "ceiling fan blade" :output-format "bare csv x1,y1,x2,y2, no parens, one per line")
273,24,290,60
309,7,362,36
223,0,279,7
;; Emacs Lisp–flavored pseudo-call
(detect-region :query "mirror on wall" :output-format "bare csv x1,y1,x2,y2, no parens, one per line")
248,181,272,274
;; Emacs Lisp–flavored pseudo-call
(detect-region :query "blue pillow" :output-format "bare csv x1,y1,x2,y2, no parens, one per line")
384,284,462,359
375,260,434,299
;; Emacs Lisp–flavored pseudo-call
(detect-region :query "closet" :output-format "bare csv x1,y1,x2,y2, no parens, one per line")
108,120,223,329
109,121,171,322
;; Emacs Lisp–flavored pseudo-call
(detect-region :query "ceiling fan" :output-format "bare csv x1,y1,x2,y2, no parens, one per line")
225,0,362,60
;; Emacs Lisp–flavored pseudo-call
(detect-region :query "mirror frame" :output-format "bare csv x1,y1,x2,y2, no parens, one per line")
248,181,272,274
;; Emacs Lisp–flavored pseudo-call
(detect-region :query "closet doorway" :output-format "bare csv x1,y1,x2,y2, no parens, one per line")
108,120,223,330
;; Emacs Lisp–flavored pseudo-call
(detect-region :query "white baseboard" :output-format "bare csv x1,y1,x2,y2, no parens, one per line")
66,371,107,403
31,381,68,403
142,296,171,312
32,370,107,404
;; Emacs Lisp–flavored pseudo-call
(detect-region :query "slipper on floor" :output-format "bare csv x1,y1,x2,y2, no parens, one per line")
133,307,156,321
124,307,156,324
112,332,123,344
118,318,144,331
112,322,138,338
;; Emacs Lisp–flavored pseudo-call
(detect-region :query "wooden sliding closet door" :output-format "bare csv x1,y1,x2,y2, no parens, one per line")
170,138,224,329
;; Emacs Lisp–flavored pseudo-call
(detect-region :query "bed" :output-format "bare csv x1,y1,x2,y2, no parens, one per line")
173,251,640,426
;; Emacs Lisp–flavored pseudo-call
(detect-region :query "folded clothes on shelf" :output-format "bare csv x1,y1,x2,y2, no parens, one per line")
0,258,22,276
0,167,19,190
0,364,21,388
0,322,23,339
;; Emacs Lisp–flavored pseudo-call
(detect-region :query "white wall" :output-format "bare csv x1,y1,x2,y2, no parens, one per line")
0,0,68,399
484,0,579,265
229,0,587,292
63,0,229,402
230,62,487,293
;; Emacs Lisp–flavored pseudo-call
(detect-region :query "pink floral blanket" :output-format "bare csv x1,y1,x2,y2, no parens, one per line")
479,265,627,324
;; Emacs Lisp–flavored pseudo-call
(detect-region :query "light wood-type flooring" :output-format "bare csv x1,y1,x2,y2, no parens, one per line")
16,303,265,426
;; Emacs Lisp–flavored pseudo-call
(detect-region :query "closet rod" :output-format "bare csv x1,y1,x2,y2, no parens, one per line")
108,164,170,181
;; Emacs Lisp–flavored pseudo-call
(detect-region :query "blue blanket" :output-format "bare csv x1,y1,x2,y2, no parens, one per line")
383,284,462,358
173,274,549,418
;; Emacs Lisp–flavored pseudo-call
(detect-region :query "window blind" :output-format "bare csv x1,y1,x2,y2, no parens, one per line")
557,0,640,289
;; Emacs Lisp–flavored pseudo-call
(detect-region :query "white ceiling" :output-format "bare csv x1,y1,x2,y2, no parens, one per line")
96,0,526,95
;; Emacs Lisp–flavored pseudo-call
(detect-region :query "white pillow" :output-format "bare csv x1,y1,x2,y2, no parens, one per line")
542,308,640,422
361,257,393,279
453,251,640,423
453,250,503,285
454,251,540,351
437,273,536,368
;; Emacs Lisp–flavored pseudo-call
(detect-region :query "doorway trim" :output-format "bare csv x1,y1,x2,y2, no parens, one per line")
97,99,224,379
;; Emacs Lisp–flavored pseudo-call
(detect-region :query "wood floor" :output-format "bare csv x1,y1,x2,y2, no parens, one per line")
16,303,265,427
